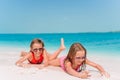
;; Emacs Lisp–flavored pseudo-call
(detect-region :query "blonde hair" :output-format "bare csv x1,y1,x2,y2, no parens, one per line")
30,38,44,48
64,42,86,71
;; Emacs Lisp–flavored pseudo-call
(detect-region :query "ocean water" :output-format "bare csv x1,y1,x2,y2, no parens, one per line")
0,32,120,56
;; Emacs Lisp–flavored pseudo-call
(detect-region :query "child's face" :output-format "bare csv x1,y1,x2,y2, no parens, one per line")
31,43,44,55
74,50,85,65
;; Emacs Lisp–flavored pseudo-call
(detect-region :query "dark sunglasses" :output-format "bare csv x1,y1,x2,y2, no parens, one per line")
75,56,85,60
33,48,44,52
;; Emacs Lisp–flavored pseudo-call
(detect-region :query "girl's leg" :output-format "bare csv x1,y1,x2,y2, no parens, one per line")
48,58,61,66
48,38,65,60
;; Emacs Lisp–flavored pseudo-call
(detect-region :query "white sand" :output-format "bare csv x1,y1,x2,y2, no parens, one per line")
0,52,120,80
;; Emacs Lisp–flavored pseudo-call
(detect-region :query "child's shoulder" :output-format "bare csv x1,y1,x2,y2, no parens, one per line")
65,60,72,66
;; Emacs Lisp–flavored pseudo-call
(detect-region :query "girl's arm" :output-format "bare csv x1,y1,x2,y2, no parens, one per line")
86,59,110,78
15,53,31,67
43,49,49,67
65,61,89,79
15,52,45,69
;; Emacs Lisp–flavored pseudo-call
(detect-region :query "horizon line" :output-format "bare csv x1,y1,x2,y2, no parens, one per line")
0,31,120,34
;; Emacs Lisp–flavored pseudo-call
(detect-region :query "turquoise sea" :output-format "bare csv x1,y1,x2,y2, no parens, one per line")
0,32,120,56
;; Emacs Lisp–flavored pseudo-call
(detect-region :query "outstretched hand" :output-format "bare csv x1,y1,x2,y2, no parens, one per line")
103,72,110,78
80,70,91,79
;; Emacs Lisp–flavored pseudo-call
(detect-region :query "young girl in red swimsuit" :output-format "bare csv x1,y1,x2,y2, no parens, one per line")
15,38,65,69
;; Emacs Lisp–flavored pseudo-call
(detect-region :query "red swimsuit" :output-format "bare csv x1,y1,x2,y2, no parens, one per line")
75,64,82,71
28,51,44,64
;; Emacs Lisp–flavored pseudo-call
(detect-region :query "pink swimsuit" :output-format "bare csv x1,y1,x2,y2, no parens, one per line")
59,56,66,71
59,56,82,71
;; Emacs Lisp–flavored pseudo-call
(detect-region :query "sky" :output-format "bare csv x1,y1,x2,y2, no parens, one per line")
0,0,120,33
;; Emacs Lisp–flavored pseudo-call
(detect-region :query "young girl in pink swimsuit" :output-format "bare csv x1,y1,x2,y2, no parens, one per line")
49,42,110,79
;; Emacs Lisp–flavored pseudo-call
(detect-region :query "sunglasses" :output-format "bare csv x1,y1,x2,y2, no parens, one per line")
75,56,85,60
33,48,44,52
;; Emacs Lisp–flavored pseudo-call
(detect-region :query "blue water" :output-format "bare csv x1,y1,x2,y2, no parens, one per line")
0,32,120,56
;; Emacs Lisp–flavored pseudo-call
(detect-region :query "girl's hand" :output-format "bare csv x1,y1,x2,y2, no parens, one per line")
102,72,110,78
79,71,90,79
82,70,89,74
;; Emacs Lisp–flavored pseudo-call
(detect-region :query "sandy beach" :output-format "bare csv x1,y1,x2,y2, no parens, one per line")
0,51,120,80
1,0,120,79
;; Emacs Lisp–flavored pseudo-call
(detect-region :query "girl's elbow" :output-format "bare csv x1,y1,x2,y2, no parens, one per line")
44,62,49,67
44,63,48,67
94,64,105,71
94,64,101,68
66,68,73,74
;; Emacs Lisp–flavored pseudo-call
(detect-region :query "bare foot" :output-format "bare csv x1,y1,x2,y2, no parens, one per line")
60,38,66,50
20,51,28,57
